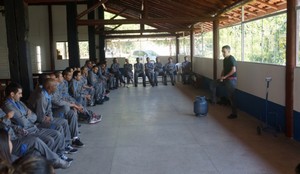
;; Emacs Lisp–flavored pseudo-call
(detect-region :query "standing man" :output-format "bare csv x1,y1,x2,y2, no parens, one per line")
181,56,192,84
144,57,155,87
134,57,146,87
210,45,237,119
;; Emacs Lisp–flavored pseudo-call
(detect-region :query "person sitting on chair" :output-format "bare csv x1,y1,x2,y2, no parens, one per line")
181,56,192,84
134,58,146,87
164,57,176,86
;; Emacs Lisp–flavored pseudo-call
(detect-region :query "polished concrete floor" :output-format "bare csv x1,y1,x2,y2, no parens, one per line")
57,83,300,174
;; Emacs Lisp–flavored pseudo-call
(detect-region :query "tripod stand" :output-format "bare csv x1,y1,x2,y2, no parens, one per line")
256,77,280,136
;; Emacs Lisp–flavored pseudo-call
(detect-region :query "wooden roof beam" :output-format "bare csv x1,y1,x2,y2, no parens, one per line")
77,17,227,26
105,34,178,39
26,0,87,5
99,28,191,34
77,1,105,19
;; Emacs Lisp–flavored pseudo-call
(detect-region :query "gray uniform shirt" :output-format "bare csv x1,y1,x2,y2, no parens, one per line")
2,99,38,134
134,63,144,73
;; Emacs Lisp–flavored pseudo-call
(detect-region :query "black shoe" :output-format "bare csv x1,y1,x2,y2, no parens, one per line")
95,99,104,105
143,85,146,87
65,145,78,154
72,138,84,148
134,84,137,87
104,96,110,101
60,154,73,162
227,114,237,119
172,83,175,86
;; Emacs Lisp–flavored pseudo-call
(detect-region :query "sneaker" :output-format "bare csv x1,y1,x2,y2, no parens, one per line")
227,114,237,119
65,145,78,154
104,96,110,101
95,114,102,121
60,154,73,162
53,159,71,169
95,99,104,105
89,116,102,124
72,138,84,148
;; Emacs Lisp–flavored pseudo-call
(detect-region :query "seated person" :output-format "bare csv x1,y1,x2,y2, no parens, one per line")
154,57,165,86
144,57,155,87
0,113,71,169
88,66,106,104
80,66,96,106
123,59,133,84
69,71,102,124
98,63,114,92
181,56,192,84
110,58,125,88
2,82,69,160
164,57,176,86
134,58,146,87
27,78,83,148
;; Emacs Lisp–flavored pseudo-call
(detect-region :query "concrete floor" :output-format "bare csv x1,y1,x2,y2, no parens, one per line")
57,83,300,174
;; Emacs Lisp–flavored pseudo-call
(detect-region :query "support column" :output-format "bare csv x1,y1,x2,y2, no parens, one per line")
98,6,105,63
66,2,80,67
88,0,96,62
213,20,219,80
176,36,179,63
190,27,194,69
48,5,55,71
4,0,33,99
285,0,297,138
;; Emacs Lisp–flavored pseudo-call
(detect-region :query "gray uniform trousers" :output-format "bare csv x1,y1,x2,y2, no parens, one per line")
12,135,61,163
38,118,71,145
52,106,79,139
33,128,65,154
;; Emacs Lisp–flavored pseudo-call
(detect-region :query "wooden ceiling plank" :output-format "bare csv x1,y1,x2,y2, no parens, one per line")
256,0,278,10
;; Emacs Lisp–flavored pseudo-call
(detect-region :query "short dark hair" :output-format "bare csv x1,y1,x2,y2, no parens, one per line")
73,70,81,78
62,69,71,77
222,45,231,51
13,154,54,174
5,82,22,97
54,71,62,78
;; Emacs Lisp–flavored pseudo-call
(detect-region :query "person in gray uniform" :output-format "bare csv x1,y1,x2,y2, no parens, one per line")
88,66,107,104
154,57,165,86
2,82,68,159
124,59,133,84
144,57,155,87
110,58,125,88
70,70,102,124
27,78,84,148
164,57,176,86
134,57,146,87
99,63,114,91
181,56,192,84
80,66,96,106
0,110,71,169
